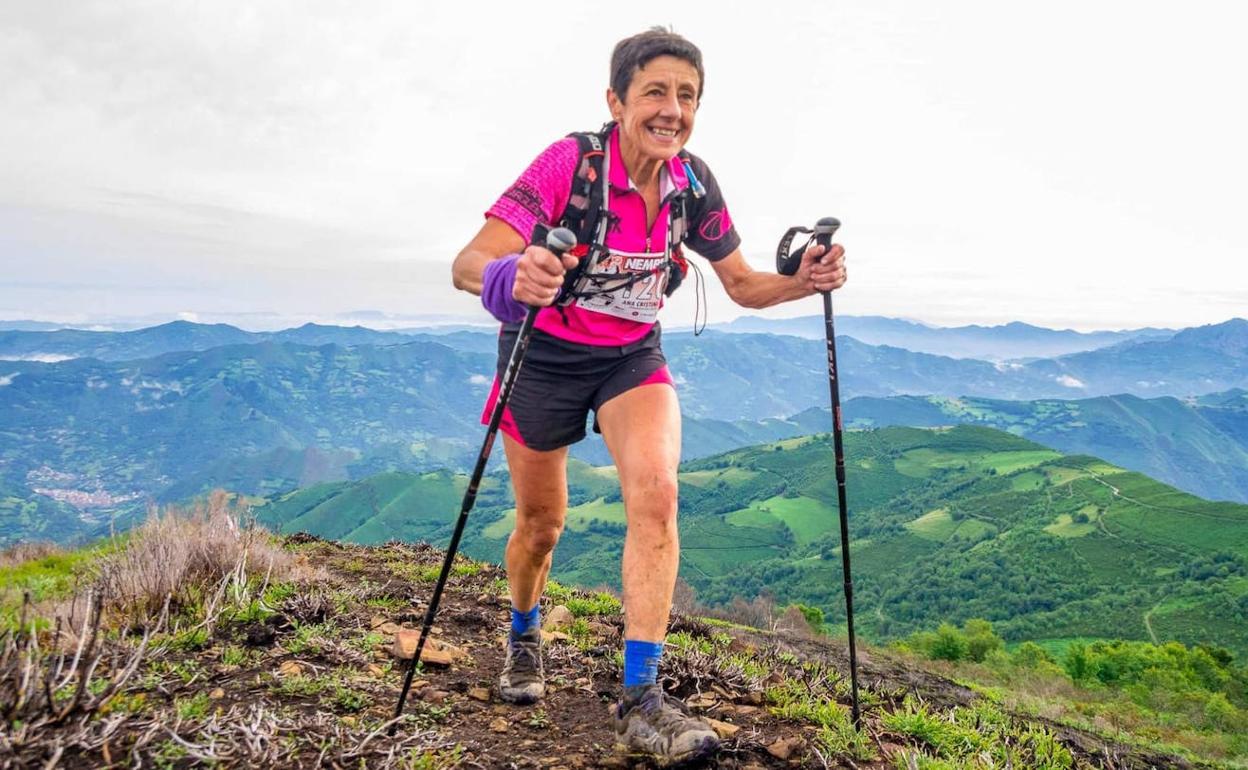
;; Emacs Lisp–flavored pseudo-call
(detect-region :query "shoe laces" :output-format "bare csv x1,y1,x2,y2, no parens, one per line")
634,687,696,731
509,637,541,671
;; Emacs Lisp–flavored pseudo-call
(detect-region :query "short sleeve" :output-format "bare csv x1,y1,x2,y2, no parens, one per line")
681,154,741,261
485,138,579,245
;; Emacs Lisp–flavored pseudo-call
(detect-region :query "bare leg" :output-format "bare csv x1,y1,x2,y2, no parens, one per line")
597,383,681,643
502,435,569,612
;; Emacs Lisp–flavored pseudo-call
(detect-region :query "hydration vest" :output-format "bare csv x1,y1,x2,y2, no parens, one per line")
533,123,703,309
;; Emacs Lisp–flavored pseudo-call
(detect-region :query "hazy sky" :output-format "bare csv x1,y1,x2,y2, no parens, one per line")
2,1,1245,332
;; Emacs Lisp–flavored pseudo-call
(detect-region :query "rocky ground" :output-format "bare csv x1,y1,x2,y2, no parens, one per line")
1,533,1202,769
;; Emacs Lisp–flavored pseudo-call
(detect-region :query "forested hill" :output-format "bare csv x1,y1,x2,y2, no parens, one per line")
256,425,1248,658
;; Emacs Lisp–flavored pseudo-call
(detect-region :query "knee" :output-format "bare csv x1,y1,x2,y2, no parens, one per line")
624,472,679,529
514,513,564,556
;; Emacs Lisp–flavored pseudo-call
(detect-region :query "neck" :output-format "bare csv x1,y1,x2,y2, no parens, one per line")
618,135,664,190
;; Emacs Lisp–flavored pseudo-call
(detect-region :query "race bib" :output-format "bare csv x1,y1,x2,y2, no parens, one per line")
574,250,668,323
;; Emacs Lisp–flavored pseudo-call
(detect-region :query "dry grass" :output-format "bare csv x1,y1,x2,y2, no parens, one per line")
0,541,65,571
93,490,319,627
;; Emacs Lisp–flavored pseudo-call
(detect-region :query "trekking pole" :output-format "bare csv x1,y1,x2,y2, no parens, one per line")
776,216,862,728
390,227,578,732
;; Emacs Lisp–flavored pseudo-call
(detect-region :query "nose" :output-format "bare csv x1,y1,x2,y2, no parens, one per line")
658,91,682,120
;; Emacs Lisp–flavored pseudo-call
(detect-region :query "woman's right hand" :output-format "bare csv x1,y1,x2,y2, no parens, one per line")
512,245,580,307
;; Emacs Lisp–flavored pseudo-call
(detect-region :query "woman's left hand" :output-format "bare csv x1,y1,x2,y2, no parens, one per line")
797,241,847,294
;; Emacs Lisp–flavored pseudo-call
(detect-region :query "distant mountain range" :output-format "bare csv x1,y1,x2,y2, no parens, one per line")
708,315,1176,360
2,317,1245,545
0,316,1178,363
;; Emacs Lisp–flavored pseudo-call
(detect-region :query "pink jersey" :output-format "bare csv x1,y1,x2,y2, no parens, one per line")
486,125,740,346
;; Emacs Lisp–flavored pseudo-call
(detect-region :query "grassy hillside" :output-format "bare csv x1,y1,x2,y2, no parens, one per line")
255,426,1248,660
2,503,1229,768
843,390,1248,502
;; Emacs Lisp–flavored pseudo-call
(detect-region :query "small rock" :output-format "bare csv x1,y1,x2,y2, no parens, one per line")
422,689,450,704
540,630,571,644
376,621,404,636
586,621,615,637
566,755,586,768
208,687,226,700
489,716,510,733
706,718,739,739
276,660,303,678
765,736,803,760
745,691,764,705
340,716,357,727
366,664,386,677
574,677,591,687
687,693,718,709
543,605,575,630
392,632,467,665
468,686,491,702
733,705,760,715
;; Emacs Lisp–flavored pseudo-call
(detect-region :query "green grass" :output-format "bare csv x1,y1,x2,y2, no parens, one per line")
723,495,835,546
678,467,758,488
0,540,118,611
907,509,958,541
484,496,628,539
482,508,516,539
976,450,1063,475
1010,471,1047,491
564,497,627,530
1044,513,1096,538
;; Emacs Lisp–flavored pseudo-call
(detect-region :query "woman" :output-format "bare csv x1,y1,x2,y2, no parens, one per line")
451,27,846,765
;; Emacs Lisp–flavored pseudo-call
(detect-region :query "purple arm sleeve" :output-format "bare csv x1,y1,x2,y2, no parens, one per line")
481,254,528,324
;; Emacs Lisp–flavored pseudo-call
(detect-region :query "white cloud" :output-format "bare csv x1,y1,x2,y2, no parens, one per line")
468,374,490,386
0,373,15,386
1056,375,1086,389
1,2,1246,331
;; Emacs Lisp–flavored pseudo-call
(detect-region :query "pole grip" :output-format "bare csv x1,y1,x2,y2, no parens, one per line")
813,217,841,285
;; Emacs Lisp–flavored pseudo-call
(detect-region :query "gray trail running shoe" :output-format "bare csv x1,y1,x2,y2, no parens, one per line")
613,685,720,767
499,627,544,704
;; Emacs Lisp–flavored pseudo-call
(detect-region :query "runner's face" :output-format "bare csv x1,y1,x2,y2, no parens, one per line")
609,55,700,163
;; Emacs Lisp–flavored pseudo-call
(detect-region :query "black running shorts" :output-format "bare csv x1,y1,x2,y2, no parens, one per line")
480,325,674,451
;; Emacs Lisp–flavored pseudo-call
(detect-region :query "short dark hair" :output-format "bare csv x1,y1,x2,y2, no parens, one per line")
610,27,705,102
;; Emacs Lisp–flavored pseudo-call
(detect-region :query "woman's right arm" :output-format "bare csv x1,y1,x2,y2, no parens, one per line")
452,217,528,296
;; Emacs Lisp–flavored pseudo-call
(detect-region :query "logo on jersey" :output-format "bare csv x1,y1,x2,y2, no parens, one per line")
502,180,544,219
698,208,733,242
622,256,665,271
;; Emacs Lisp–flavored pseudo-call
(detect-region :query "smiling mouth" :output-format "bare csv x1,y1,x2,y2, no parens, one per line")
649,126,680,139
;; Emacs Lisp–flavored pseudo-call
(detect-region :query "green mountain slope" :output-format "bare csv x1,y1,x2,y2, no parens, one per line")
255,426,1248,657
842,390,1248,502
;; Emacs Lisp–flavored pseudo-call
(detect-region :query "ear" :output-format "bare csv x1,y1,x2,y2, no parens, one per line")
605,88,623,121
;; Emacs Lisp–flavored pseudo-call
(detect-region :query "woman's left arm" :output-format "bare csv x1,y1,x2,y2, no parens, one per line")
709,241,847,309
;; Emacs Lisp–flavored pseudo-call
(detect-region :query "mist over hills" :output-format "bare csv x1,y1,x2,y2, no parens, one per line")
0,315,1177,363
709,314,1176,360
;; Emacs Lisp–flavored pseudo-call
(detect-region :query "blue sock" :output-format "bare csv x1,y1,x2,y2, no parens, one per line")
623,639,664,692
510,605,540,637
